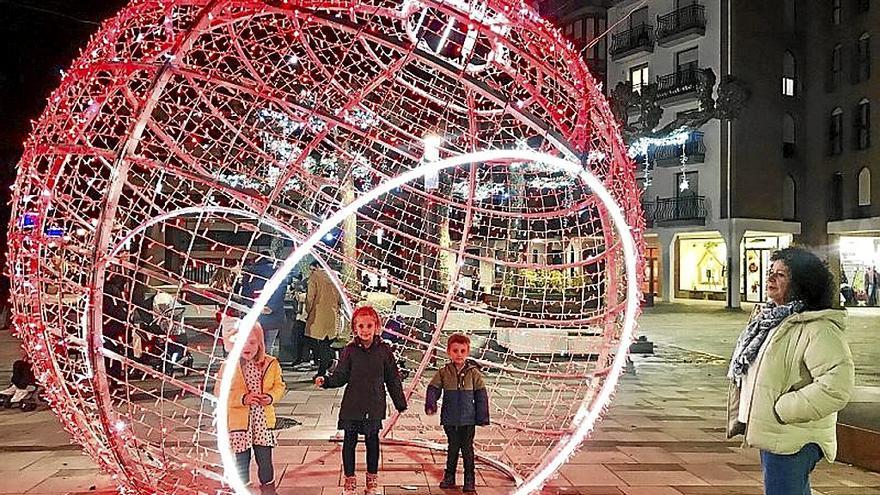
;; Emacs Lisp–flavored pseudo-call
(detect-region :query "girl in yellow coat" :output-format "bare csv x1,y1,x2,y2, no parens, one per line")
217,322,286,494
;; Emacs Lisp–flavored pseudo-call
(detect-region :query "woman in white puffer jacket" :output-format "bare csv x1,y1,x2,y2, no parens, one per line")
727,247,854,495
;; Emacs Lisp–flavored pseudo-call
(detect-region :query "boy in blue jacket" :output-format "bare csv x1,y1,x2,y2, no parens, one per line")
425,333,490,492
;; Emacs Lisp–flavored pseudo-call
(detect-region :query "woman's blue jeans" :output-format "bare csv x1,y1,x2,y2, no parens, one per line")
760,443,822,495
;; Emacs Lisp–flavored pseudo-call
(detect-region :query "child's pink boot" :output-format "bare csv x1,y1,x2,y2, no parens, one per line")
364,472,381,495
342,475,357,495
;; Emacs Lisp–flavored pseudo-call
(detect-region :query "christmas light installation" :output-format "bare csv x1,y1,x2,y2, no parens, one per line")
219,149,641,495
6,0,644,493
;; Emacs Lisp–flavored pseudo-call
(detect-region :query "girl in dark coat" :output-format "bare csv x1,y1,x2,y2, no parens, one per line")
315,306,407,495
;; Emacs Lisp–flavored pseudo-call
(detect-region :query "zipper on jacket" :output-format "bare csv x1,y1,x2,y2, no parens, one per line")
742,318,799,440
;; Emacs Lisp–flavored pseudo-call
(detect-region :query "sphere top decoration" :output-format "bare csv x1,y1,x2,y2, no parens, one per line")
7,0,644,493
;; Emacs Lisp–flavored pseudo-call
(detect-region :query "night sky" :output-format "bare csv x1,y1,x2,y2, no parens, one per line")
0,1,127,298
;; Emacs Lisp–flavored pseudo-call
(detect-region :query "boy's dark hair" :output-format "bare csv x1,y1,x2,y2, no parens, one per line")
770,247,834,311
447,332,471,349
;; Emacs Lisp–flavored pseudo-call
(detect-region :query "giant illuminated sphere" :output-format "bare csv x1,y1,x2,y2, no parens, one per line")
6,0,644,493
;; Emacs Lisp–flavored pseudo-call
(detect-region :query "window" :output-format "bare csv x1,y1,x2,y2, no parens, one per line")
783,113,796,157
856,33,871,82
630,6,649,29
830,107,844,155
784,0,796,29
858,167,872,206
832,0,841,24
829,44,842,91
856,99,871,149
565,15,607,62
630,64,649,94
783,175,797,220
783,51,797,96
676,47,699,72
832,173,844,219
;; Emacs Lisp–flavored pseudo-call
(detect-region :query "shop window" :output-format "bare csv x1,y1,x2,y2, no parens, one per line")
833,0,841,24
858,167,871,206
856,33,871,82
783,175,797,219
782,51,797,96
856,98,871,149
678,239,726,293
783,113,796,157
630,64,649,94
830,107,844,155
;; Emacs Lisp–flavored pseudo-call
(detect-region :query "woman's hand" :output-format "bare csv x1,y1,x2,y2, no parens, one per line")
242,392,261,406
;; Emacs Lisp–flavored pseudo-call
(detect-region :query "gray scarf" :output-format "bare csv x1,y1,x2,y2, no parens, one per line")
728,300,805,385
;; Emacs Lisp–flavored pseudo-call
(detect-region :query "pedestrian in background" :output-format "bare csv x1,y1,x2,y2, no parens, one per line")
305,261,340,380
727,247,854,495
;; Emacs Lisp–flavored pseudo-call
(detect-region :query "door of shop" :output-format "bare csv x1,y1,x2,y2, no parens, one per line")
743,248,771,302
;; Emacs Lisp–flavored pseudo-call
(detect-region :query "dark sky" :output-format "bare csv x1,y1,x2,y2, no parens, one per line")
0,0,126,297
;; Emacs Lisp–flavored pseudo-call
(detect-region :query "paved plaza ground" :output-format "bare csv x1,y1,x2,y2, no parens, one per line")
0,303,878,494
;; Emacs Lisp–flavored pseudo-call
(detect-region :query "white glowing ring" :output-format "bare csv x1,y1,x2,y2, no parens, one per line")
216,149,639,494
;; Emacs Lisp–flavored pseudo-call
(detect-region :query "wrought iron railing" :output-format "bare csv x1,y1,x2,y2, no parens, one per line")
655,65,701,100
634,131,706,166
653,195,706,222
654,131,706,166
656,4,706,40
610,24,654,57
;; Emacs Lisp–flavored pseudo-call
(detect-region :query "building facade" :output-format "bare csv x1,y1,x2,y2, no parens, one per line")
599,0,815,307
800,1,878,306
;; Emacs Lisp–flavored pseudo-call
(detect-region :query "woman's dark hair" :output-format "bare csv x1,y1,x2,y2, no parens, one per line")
770,247,834,310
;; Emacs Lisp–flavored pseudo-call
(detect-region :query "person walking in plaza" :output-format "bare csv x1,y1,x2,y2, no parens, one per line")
425,333,490,493
242,251,290,356
865,265,879,306
216,322,286,494
314,306,407,495
727,247,854,495
305,260,341,379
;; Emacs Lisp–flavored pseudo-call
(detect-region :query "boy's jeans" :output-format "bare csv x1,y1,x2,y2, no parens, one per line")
444,425,476,482
760,443,822,495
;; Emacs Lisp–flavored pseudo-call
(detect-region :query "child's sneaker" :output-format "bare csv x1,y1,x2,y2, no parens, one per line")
260,482,277,495
342,475,357,495
364,472,380,495
0,385,16,396
438,471,456,489
10,387,29,404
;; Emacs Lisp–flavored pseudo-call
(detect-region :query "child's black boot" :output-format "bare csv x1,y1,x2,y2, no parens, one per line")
462,471,476,492
438,471,456,489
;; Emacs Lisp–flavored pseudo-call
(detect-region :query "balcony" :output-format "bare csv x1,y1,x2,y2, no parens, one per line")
610,24,654,60
634,131,706,167
657,132,706,167
655,66,702,102
652,195,707,226
656,4,706,47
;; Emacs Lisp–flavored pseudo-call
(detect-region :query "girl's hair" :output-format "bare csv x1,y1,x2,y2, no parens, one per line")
770,247,834,310
242,321,267,364
351,305,382,334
